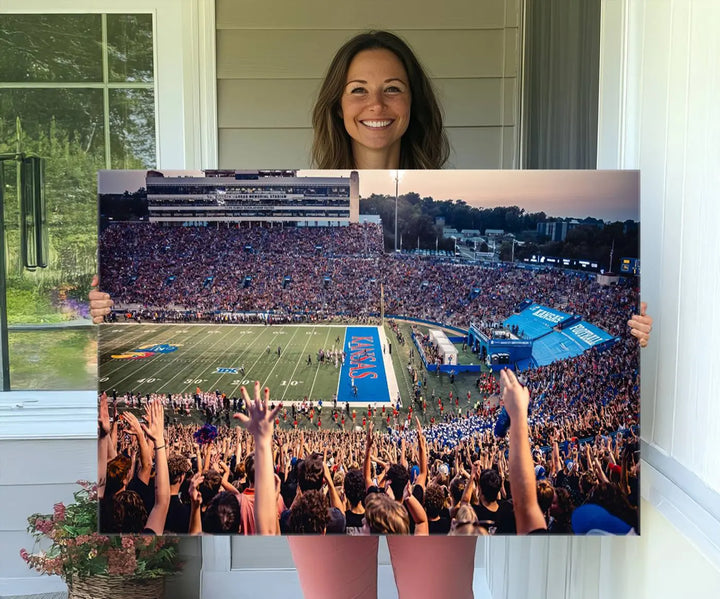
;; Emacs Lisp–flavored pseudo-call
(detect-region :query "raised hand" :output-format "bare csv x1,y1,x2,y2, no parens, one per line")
499,368,530,423
365,420,374,451
189,472,204,506
89,275,113,324
141,399,165,446
628,301,653,347
121,411,144,436
232,382,282,440
322,449,333,485
98,392,111,437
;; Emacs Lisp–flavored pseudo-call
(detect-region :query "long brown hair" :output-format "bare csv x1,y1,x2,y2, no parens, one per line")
311,31,449,169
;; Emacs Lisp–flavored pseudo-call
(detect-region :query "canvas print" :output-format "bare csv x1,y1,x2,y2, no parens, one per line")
97,169,641,536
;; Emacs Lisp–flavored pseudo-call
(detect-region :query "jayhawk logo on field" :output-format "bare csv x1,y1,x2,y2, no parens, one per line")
111,343,180,360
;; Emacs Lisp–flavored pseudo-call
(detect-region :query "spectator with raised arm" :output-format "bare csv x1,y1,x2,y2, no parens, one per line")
141,398,171,534
500,368,547,534
233,382,282,535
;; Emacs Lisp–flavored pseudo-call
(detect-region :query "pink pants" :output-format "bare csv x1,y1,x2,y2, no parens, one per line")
288,536,476,599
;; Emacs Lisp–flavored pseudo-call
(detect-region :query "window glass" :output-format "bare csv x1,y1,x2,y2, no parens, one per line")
107,14,154,83
0,13,156,390
109,88,156,169
0,15,103,82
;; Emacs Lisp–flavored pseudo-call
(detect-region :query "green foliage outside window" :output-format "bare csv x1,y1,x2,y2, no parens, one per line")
0,13,156,389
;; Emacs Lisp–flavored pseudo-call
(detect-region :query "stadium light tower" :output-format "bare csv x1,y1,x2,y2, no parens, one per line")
394,170,399,252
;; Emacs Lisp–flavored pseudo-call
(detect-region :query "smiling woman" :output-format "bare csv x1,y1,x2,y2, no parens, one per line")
311,31,449,170
340,48,411,169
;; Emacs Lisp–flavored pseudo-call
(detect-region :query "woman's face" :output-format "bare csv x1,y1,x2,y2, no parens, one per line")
340,48,411,168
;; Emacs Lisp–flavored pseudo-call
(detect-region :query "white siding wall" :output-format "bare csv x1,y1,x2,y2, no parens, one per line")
0,393,202,598
215,0,522,169
486,1,720,597
0,393,97,596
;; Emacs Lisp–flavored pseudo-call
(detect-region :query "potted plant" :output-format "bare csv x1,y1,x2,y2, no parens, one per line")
20,480,183,598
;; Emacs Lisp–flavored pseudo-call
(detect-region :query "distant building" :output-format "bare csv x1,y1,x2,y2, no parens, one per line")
537,218,607,242
485,228,505,237
360,214,382,225
145,170,359,226
536,220,580,241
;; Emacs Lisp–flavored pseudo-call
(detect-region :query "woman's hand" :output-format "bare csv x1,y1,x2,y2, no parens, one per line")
89,275,113,324
628,301,653,348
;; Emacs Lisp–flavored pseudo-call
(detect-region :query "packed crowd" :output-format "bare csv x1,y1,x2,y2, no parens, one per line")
99,329,639,536
97,222,641,536
100,223,637,335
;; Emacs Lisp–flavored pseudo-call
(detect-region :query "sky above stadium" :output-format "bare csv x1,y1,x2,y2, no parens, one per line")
302,170,640,222
99,169,639,222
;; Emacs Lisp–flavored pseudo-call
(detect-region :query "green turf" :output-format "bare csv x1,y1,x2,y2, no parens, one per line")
99,321,496,431
99,323,349,400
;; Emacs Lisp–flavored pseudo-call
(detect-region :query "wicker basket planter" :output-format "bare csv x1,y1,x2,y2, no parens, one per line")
67,575,165,599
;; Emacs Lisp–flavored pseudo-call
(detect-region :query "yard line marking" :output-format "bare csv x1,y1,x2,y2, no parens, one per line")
307,326,335,401
260,326,303,390
156,325,253,393
280,325,319,401
205,325,269,392
333,326,347,403
229,326,282,397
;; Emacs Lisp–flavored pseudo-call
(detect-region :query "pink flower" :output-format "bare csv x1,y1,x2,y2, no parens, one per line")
91,532,110,545
107,547,137,576
19,548,29,562
44,556,63,576
34,518,54,534
121,536,135,550
53,503,66,522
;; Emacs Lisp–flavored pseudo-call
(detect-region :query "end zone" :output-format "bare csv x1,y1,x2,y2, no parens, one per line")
337,326,398,404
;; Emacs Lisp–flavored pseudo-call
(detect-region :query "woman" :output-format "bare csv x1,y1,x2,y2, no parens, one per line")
311,30,449,170
90,30,652,599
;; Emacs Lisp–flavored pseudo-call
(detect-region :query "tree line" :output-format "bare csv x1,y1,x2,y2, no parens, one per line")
360,193,639,272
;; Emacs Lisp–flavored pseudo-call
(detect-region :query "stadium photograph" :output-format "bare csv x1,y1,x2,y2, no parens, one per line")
97,169,643,536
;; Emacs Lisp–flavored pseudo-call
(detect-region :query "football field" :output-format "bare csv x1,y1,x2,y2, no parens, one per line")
98,323,398,403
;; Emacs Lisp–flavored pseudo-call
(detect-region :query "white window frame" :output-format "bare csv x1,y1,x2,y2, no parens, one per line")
2,0,218,170
0,5,216,591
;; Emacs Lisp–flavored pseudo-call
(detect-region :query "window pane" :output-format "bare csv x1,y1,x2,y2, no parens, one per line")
0,88,106,158
107,14,154,83
0,12,157,391
8,329,97,390
1,89,104,390
110,88,156,169
0,15,102,82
